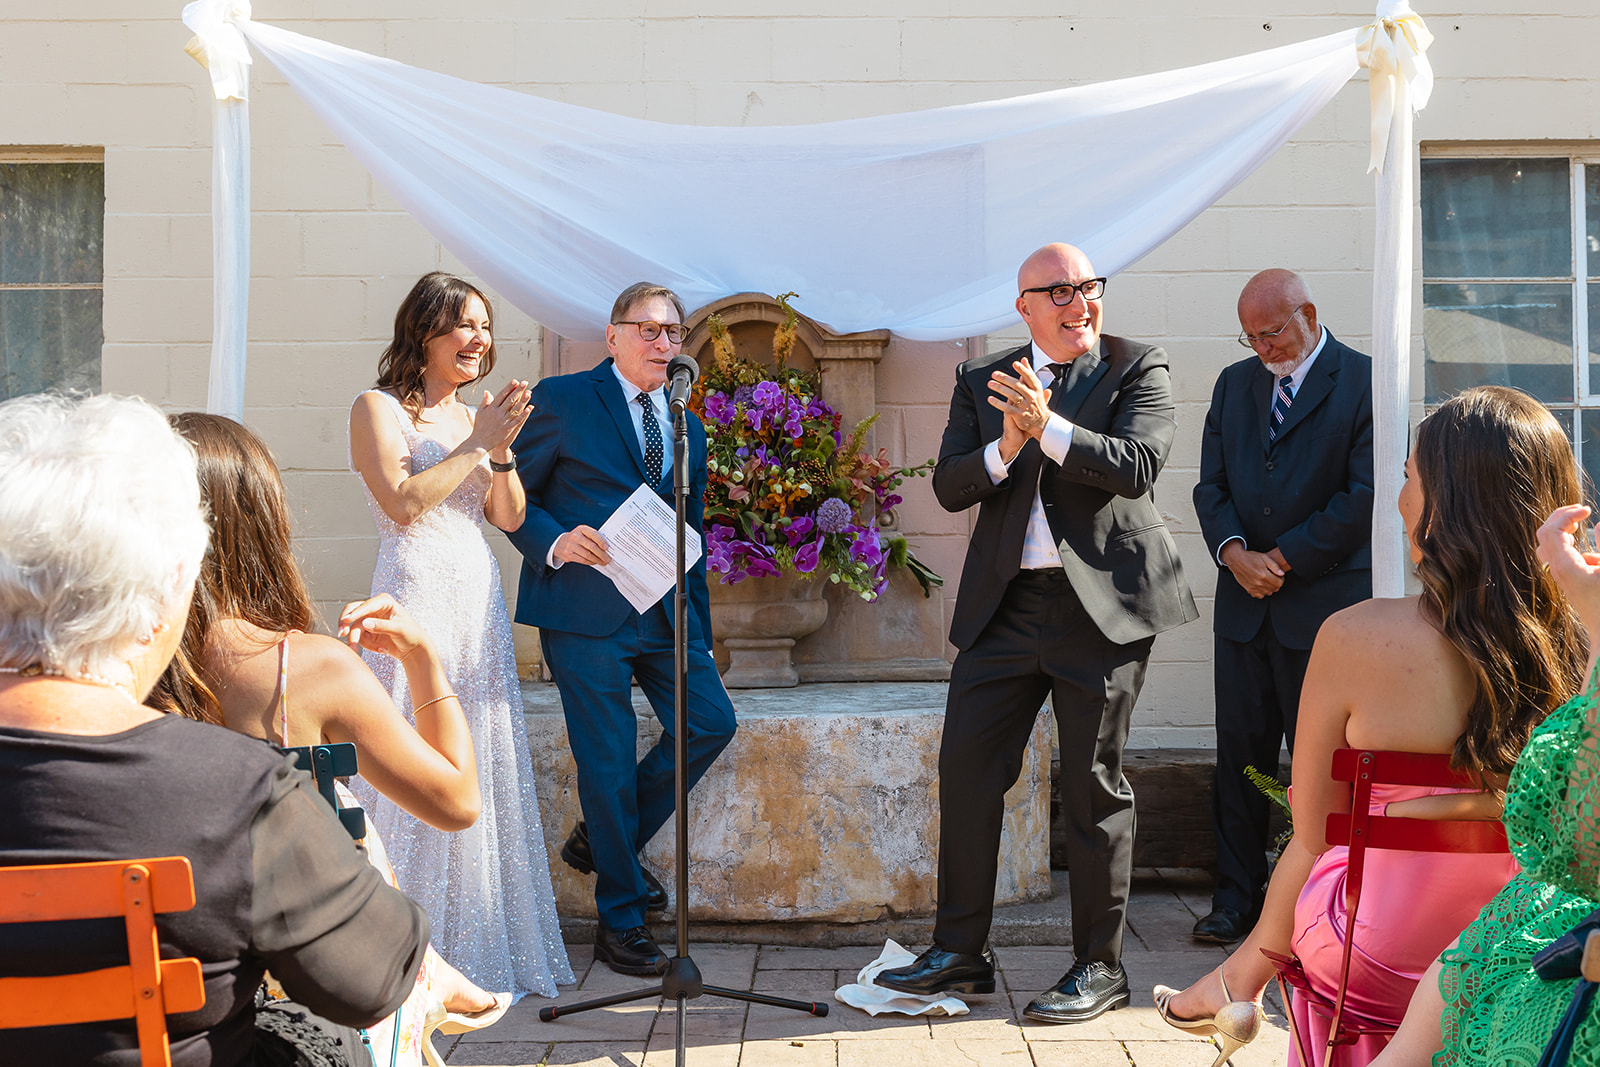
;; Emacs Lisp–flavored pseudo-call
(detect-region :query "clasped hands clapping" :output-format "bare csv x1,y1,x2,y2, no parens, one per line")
987,358,1053,463
473,378,534,468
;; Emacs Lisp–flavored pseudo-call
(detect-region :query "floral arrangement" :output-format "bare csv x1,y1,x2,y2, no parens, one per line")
690,293,940,601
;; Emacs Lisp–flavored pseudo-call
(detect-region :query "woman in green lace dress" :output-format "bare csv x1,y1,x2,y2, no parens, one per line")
1374,502,1600,1066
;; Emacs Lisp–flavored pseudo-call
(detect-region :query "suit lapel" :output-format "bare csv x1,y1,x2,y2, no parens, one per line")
1274,342,1340,445
1255,367,1276,454
593,360,650,484
1050,348,1106,424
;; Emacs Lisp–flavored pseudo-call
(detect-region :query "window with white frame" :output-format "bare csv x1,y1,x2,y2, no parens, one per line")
0,154,104,400
1422,152,1600,492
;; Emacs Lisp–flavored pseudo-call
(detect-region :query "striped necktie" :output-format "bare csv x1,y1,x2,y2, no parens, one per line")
1269,375,1294,441
636,391,663,485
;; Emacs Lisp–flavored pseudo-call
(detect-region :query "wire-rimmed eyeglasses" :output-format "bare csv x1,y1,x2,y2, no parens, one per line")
614,320,688,343
1238,305,1307,349
1019,278,1107,306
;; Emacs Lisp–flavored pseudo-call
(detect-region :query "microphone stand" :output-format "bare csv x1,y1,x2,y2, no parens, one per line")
540,384,828,1064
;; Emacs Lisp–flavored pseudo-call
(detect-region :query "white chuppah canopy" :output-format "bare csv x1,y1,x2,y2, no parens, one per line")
181,1,1433,598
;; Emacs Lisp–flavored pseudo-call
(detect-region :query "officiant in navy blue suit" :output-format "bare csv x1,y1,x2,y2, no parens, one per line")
506,282,737,977
1190,269,1373,944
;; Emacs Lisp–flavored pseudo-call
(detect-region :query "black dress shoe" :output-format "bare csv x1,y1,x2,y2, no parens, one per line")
561,822,669,912
1192,905,1251,944
1023,960,1130,1023
875,945,996,995
594,923,668,977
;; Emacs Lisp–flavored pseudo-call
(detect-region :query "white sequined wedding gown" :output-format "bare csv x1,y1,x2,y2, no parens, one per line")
350,389,572,1001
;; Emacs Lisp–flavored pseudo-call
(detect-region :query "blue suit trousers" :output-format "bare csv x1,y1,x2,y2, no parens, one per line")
542,604,737,930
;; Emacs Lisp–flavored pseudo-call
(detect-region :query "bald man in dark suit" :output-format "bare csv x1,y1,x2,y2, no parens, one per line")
879,243,1197,1024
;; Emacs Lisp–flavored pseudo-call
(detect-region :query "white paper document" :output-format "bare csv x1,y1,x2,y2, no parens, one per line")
597,483,704,615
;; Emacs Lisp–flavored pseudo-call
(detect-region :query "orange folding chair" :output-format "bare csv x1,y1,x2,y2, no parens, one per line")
0,856,206,1066
1261,749,1510,1065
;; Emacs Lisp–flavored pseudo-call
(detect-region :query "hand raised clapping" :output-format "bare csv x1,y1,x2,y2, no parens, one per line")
1537,504,1600,628
337,593,434,663
470,379,534,458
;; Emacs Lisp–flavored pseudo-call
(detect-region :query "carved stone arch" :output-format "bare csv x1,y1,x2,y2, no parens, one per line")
683,292,829,375
683,292,889,444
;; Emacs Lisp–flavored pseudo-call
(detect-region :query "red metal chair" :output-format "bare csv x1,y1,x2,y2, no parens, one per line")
1261,748,1510,1065
0,856,206,1066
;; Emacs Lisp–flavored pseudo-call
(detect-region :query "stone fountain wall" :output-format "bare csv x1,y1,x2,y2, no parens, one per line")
525,680,1052,923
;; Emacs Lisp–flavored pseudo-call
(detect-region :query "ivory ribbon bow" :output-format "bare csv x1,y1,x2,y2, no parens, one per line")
1357,0,1435,174
182,0,253,102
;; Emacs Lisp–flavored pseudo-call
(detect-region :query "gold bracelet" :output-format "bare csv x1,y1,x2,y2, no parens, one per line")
413,693,459,715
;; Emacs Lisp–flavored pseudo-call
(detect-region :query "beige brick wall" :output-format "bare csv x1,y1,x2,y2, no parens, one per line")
5,0,1597,744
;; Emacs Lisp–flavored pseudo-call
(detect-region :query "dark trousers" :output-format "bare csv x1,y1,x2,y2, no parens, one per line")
1210,624,1312,916
933,569,1152,963
542,603,738,930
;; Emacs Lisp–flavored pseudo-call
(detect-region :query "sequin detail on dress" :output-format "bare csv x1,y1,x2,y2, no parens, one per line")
350,389,572,1001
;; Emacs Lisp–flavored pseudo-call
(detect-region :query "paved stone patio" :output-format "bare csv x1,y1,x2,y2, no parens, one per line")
433,871,1292,1066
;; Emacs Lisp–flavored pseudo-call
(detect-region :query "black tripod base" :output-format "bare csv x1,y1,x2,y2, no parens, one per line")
538,954,829,1022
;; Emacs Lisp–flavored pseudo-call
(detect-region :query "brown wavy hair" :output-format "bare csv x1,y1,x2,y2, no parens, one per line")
1412,386,1588,781
375,272,497,420
150,413,316,726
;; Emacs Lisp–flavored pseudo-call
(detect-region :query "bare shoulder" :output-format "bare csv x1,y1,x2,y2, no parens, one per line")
286,631,371,685
1311,595,1460,684
1319,595,1441,650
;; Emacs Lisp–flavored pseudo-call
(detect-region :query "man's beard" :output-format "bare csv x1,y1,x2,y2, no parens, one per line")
1263,354,1305,377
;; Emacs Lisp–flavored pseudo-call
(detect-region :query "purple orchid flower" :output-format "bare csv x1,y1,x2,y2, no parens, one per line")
794,538,822,573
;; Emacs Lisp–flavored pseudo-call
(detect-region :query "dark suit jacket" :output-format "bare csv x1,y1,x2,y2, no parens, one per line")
1192,332,1374,650
934,336,1198,650
505,359,713,648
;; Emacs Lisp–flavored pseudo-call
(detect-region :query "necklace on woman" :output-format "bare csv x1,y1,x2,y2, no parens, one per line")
0,663,139,704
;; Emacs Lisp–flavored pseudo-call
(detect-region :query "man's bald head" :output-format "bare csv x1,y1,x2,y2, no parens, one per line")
1015,243,1104,363
1237,269,1319,375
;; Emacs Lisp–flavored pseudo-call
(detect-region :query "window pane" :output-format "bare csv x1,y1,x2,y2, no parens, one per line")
0,163,105,285
1423,282,1573,403
0,289,102,400
1422,158,1570,279
1591,282,1600,397
1578,409,1600,512
1589,164,1600,280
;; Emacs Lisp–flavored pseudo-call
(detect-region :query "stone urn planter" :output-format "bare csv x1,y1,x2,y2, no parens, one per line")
708,572,829,688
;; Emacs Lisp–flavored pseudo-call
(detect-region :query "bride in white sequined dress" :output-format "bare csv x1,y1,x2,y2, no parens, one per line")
349,272,572,1001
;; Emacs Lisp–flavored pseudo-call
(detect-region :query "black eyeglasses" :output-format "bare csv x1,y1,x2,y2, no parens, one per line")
1019,278,1107,306
613,320,688,344
1238,305,1307,349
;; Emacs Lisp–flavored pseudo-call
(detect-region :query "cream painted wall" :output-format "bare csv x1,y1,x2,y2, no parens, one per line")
3,1,1596,744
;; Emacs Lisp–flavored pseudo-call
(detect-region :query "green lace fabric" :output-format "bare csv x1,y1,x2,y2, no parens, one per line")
1435,671,1600,1066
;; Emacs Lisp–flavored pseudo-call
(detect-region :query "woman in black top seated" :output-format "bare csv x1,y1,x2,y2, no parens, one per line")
0,393,429,1067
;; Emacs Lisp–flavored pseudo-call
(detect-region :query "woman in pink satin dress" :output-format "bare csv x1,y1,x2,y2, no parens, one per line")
1153,386,1590,1067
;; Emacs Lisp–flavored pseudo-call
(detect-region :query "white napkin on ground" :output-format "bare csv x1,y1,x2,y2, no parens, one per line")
834,939,971,1016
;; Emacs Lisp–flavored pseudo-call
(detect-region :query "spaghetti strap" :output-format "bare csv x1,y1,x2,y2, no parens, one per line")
272,631,303,748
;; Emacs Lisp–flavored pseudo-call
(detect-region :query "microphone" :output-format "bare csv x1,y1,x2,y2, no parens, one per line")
666,354,700,414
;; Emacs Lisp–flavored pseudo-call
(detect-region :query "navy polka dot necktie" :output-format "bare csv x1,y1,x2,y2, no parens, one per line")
636,391,663,485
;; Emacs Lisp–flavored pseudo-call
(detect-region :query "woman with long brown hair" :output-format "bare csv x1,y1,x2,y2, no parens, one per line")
346,272,572,1002
1152,386,1588,1066
154,412,519,1063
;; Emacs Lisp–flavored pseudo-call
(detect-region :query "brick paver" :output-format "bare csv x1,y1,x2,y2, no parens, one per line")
436,872,1292,1066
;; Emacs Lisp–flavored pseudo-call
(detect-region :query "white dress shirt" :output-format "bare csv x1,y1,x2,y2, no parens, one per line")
547,365,673,569
981,342,1079,571
1214,325,1329,565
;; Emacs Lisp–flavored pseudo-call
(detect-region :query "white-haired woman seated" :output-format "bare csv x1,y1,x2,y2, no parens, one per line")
0,393,429,1067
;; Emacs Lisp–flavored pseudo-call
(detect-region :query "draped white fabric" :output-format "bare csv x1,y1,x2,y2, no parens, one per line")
184,2,1434,594
182,0,252,421
1362,2,1433,597
236,18,1360,342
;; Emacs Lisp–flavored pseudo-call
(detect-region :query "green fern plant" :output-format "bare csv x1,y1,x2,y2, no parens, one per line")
1244,764,1294,860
